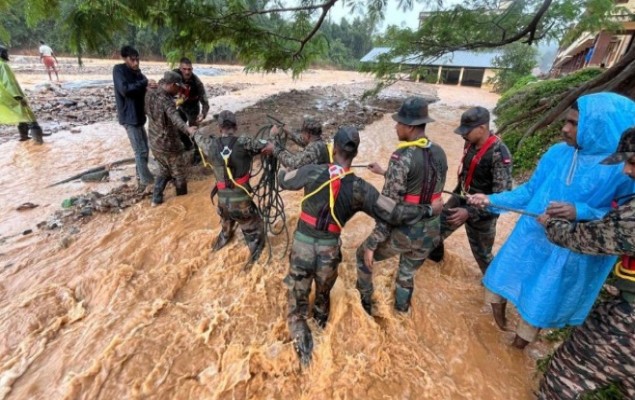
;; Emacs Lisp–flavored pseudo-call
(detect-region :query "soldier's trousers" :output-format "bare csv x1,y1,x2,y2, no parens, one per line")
538,296,635,399
437,198,498,274
356,219,440,310
153,149,187,187
216,196,264,255
284,231,342,338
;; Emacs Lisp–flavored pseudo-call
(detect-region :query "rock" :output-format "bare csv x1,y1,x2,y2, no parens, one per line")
70,127,81,133
80,206,93,217
68,226,80,234
81,170,109,182
16,202,39,211
22,229,33,235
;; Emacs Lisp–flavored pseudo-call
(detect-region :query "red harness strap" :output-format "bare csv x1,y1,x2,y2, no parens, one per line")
404,192,442,204
299,212,342,233
460,135,498,192
216,174,250,190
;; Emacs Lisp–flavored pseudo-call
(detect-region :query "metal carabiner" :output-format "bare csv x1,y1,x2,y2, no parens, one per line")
220,146,232,161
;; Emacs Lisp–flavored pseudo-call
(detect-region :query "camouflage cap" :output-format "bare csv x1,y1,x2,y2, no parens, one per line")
163,71,184,86
333,125,360,152
455,106,490,135
392,96,435,126
301,116,323,135
601,127,635,164
217,110,237,126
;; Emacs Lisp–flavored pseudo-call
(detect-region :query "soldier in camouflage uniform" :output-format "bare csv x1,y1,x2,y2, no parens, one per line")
536,127,635,400
279,125,442,366
358,97,448,314
194,110,269,268
429,107,513,274
267,117,330,168
145,71,198,206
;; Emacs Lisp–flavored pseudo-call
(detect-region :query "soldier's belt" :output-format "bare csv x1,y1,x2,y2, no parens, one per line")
294,231,339,246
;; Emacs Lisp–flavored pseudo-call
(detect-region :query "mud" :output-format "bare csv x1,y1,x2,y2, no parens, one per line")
0,65,541,399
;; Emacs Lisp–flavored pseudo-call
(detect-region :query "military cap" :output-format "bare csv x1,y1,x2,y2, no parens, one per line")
392,96,435,126
602,127,635,164
333,125,360,152
217,110,237,126
163,71,184,86
301,116,323,135
455,106,490,135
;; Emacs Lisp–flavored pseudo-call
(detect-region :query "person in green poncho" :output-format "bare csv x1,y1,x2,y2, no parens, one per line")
0,45,44,143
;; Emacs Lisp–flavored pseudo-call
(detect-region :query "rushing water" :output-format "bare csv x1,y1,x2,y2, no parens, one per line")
0,73,537,399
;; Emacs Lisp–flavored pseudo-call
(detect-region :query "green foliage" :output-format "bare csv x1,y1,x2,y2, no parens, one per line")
581,383,626,400
488,43,538,93
535,351,553,374
542,327,574,342
495,68,603,177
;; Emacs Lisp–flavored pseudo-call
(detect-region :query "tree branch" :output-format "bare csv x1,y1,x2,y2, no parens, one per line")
293,0,339,58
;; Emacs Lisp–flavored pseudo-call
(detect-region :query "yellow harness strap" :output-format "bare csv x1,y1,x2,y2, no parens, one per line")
198,146,213,169
220,148,252,197
396,137,430,149
615,261,635,282
300,169,354,229
327,142,334,163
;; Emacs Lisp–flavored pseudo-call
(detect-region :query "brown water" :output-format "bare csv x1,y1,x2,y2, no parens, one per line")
0,71,536,399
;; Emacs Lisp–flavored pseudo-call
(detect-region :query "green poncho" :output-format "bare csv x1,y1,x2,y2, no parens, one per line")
0,60,36,124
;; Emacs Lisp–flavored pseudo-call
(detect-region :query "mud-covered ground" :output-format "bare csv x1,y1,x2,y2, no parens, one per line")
0,61,549,400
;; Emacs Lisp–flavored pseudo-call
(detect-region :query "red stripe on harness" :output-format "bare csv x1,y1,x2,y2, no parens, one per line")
404,192,442,204
299,211,342,234
460,135,498,192
216,174,249,189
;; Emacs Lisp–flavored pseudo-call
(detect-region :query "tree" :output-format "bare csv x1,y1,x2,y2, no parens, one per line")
488,42,538,93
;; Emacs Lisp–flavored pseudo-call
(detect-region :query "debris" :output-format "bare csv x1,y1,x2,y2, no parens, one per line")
16,202,39,211
81,170,109,182
49,158,134,187
22,229,32,235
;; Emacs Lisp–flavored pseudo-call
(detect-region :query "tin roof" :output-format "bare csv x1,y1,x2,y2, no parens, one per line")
360,47,501,68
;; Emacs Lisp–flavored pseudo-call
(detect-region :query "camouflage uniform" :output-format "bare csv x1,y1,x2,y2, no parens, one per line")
357,141,448,312
538,194,635,400
435,137,512,273
273,118,330,168
280,132,436,364
145,82,191,202
195,127,267,263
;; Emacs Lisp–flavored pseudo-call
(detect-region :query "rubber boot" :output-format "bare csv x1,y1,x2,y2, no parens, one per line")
29,124,44,144
175,179,188,196
428,242,445,263
356,280,374,316
292,324,314,367
244,238,265,271
18,123,30,141
313,308,329,329
491,302,507,331
394,285,413,313
151,176,169,206
212,231,233,251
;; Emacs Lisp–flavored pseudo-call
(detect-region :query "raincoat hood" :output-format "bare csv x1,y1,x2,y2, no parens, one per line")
577,92,635,156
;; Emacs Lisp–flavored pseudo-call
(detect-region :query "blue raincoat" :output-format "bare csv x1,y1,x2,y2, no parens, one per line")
483,92,635,328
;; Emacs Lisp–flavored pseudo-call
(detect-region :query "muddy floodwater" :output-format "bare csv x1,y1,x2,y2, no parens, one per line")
0,63,537,399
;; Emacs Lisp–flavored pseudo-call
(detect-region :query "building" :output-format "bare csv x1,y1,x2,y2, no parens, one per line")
551,0,635,75
360,47,502,89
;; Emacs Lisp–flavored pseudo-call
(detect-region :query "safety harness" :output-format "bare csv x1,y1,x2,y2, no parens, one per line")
397,137,440,205
299,164,353,234
209,136,252,203
458,135,498,194
612,193,635,282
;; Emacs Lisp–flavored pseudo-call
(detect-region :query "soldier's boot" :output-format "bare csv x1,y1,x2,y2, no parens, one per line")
292,323,314,367
312,307,329,329
491,302,507,331
29,124,44,144
394,285,413,313
212,231,233,252
356,281,374,315
18,123,30,141
243,235,265,271
511,335,530,350
175,178,188,196
151,176,169,206
428,242,445,263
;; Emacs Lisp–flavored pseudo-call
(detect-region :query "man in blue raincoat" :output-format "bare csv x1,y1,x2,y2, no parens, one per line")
468,92,635,349
0,45,44,143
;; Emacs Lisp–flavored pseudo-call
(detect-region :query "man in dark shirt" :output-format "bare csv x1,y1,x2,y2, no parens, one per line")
429,107,513,274
279,125,441,366
113,45,157,191
145,71,197,206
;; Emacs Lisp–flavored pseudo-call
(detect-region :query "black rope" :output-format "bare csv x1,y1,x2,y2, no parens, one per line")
251,118,290,262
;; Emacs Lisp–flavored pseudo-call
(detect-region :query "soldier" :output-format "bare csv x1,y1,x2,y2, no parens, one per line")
279,126,442,366
267,116,330,168
173,57,209,164
429,107,513,275
358,96,448,314
145,71,197,206
537,127,635,400
0,45,44,144
194,110,269,268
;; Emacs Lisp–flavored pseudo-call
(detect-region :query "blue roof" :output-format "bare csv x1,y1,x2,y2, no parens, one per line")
360,47,501,68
